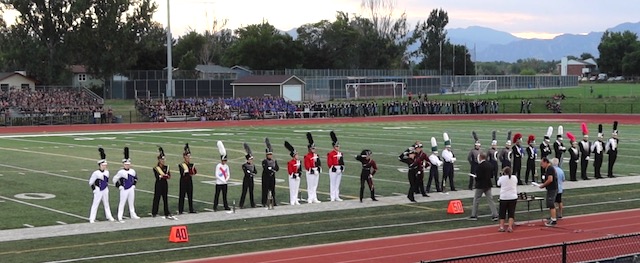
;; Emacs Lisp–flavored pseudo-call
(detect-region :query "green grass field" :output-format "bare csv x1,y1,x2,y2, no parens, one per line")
1,119,639,262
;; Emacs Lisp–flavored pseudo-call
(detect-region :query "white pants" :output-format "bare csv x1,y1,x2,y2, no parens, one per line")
306,170,319,203
289,177,300,205
89,188,113,221
117,186,138,220
329,170,343,201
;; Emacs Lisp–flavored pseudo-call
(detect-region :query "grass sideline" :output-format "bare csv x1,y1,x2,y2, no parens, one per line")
0,119,638,262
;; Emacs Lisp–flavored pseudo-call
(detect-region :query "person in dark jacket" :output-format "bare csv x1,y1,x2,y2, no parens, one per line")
468,153,498,221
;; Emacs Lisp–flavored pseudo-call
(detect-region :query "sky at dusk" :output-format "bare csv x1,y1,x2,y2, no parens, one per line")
154,0,640,39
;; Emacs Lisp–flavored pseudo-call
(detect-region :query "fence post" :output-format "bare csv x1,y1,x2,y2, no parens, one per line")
562,242,567,263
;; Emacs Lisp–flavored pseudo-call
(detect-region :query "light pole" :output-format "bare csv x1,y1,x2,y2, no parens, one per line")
166,0,173,98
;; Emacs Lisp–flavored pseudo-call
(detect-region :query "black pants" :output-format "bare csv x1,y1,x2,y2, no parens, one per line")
569,160,578,181
213,184,229,211
261,174,276,206
499,199,517,220
513,159,522,184
178,177,194,214
491,160,498,185
525,159,536,183
594,154,603,178
608,152,617,177
152,180,170,216
416,170,426,195
359,172,374,201
580,158,589,179
426,166,441,192
407,170,417,201
239,175,255,208
468,162,478,190
442,162,455,191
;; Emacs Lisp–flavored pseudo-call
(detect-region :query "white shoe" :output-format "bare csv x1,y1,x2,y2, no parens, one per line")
131,215,140,219
313,199,322,203
336,198,343,202
308,200,313,204
118,219,125,223
108,218,115,222
291,202,296,206
295,201,301,205
89,220,95,224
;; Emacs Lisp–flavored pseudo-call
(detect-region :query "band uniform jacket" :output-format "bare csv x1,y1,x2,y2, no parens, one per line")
511,144,523,162
304,152,321,174
327,149,345,172
153,165,171,182
262,159,280,177
178,162,197,180
288,159,302,179
499,147,511,167
569,146,579,163
579,140,591,161
553,140,566,159
540,142,552,159
242,162,257,178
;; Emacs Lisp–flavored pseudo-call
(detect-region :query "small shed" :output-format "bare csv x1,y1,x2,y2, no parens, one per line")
231,75,305,101
0,72,37,91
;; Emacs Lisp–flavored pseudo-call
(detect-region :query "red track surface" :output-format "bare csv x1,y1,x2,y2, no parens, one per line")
182,209,640,263
4,113,640,262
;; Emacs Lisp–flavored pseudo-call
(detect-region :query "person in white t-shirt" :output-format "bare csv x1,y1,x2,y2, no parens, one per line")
497,166,518,232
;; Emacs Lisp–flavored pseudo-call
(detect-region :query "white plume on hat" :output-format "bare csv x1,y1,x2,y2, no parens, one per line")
430,137,438,153
544,126,553,140
443,132,451,147
217,140,227,160
557,125,564,139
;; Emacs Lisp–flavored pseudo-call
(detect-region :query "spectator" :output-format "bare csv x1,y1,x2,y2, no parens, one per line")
468,153,499,221
538,157,558,227
552,158,565,219
497,166,518,232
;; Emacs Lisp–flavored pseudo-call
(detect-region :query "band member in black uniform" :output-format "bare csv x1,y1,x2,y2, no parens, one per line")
399,147,418,202
511,133,524,185
487,131,499,186
413,142,429,197
152,147,175,219
468,131,482,190
606,121,618,178
356,149,378,202
178,144,197,214
540,127,553,176
525,135,537,184
579,123,591,180
592,124,605,179
261,138,280,207
499,131,512,169
553,126,567,168
441,133,457,191
239,143,257,208
567,132,579,181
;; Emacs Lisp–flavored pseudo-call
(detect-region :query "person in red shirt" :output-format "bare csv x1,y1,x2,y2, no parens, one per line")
413,141,429,197
327,131,344,202
356,149,378,202
284,141,302,205
304,132,322,203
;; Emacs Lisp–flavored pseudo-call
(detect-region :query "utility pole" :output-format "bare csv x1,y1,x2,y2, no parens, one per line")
166,0,173,98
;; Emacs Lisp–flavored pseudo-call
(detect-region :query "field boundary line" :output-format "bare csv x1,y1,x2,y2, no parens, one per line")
0,195,87,220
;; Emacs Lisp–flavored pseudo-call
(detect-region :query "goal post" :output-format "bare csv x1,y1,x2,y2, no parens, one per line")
345,81,406,99
464,80,497,95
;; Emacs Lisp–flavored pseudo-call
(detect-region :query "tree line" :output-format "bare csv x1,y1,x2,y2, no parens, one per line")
0,0,474,85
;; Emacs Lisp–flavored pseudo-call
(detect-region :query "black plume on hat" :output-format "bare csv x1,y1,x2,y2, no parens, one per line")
265,137,273,154
243,142,253,160
183,143,191,156
98,147,107,164
122,147,131,164
157,146,165,160
472,131,480,145
613,121,618,136
284,141,297,157
306,132,315,149
330,131,339,147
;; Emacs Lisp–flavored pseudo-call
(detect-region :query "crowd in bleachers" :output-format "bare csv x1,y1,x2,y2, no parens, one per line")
0,87,102,117
135,97,298,122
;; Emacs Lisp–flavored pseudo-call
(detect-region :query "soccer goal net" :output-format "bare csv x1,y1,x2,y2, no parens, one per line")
464,80,497,95
345,82,406,99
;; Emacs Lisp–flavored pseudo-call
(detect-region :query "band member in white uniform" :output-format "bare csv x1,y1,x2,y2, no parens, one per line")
88,147,115,223
113,147,140,222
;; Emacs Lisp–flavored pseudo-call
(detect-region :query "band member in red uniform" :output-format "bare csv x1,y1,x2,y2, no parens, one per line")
285,141,302,205
413,141,429,197
399,147,418,202
327,131,345,202
178,144,197,214
304,132,322,203
355,149,378,202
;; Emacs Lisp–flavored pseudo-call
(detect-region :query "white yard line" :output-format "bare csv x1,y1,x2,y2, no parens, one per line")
0,196,87,220
0,129,215,139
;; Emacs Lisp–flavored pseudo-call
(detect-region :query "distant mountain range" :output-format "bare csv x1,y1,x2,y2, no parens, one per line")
283,22,640,63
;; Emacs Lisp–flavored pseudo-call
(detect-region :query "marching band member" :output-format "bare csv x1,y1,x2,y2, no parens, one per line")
89,147,115,223
499,131,512,169
178,144,197,214
441,133,457,191
399,147,418,202
304,132,322,203
487,131,499,186
355,149,378,202
467,131,482,190
540,127,553,176
606,121,619,178
525,135,537,184
553,126,567,168
285,141,302,205
579,123,591,180
413,141,429,196
327,131,345,202
152,147,175,219
113,147,139,222
511,133,524,185
592,124,605,179
567,132,579,181
427,137,443,193
261,138,280,207
213,141,231,211
239,143,257,208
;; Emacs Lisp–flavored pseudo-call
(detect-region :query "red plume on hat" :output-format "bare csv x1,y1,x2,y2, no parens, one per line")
581,122,589,137
513,133,522,143
566,131,576,142
527,135,535,144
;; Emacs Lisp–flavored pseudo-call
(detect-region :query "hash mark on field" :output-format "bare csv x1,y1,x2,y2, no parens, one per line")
81,169,89,172
61,170,68,173
392,193,405,196
56,221,67,225
203,208,214,212
23,224,34,228
18,172,25,175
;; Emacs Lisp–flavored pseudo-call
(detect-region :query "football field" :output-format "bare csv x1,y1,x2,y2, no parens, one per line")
1,115,639,262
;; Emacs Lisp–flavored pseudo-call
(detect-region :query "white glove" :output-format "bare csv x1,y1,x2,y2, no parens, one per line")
451,157,457,163
267,167,272,170
119,186,124,191
585,156,590,161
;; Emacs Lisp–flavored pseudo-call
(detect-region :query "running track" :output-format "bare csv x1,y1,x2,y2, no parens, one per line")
181,209,640,263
